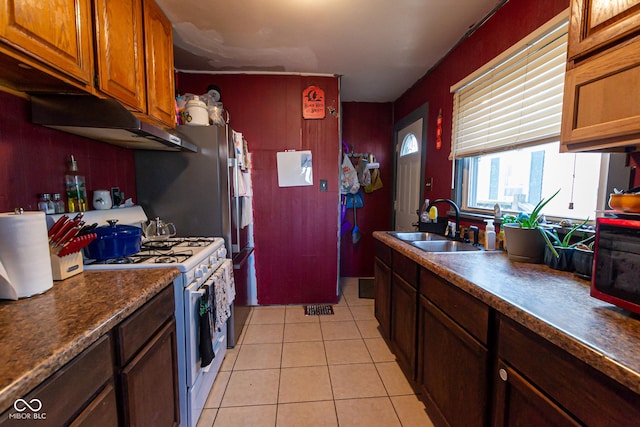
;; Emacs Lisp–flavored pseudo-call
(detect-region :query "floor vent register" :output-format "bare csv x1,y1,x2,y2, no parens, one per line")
304,305,334,316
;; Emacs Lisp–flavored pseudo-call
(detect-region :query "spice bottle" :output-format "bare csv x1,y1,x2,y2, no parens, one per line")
52,193,65,213
65,155,87,212
38,193,55,214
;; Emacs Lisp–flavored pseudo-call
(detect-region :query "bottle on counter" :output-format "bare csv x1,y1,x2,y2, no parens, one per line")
484,219,496,250
38,193,55,214
52,193,65,214
65,155,87,213
498,225,506,250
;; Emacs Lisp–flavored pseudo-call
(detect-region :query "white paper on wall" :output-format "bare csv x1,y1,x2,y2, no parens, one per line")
276,150,313,187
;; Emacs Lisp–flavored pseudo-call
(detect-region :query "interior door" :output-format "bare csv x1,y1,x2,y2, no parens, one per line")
394,118,423,231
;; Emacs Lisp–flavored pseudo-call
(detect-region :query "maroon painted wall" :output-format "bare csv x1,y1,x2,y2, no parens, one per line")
0,91,136,213
176,73,340,304
394,0,570,204
340,102,393,277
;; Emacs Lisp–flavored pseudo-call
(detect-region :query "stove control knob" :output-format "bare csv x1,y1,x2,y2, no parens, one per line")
195,267,203,279
209,255,217,264
218,248,227,258
201,265,209,276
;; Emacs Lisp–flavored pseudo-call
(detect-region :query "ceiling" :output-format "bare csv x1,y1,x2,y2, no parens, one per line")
157,0,504,102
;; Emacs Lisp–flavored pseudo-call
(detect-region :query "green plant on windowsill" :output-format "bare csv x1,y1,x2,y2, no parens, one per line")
501,188,561,229
500,189,561,264
539,218,595,258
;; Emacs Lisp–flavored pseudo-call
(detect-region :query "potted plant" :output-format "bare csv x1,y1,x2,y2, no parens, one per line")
540,219,595,271
572,241,595,280
502,189,561,263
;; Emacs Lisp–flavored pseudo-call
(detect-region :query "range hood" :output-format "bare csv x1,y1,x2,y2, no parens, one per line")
30,94,198,152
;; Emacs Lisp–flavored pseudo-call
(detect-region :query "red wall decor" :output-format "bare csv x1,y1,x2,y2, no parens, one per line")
176,73,340,304
0,91,136,214
302,85,325,119
436,108,443,150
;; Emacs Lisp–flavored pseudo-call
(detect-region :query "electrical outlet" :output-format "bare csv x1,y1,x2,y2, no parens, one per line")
320,179,328,191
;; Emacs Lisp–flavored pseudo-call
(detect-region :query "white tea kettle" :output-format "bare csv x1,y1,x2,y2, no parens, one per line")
144,217,176,241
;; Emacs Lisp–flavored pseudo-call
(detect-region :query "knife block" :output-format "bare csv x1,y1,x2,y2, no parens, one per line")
50,252,83,281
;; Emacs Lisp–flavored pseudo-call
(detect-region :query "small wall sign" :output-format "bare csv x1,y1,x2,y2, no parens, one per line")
302,85,325,119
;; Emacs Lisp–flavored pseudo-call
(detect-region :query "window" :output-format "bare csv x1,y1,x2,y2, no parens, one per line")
451,11,623,221
400,133,419,156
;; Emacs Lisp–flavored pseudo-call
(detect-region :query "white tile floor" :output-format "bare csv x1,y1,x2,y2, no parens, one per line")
196,277,434,427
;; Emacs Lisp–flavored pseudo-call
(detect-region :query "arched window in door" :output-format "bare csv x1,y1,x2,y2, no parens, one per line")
400,133,419,156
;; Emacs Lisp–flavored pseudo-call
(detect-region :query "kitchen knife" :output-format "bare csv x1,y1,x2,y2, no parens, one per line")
48,215,69,238
50,220,74,246
54,225,82,249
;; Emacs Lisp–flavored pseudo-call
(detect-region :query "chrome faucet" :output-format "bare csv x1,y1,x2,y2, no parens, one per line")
427,199,461,241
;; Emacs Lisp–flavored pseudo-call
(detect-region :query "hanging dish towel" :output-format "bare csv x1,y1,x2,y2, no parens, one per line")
198,289,215,367
214,269,232,331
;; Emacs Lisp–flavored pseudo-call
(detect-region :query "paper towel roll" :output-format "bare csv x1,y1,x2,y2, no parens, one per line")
0,211,53,299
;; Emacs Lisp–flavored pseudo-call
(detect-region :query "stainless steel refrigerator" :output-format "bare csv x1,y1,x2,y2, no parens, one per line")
134,124,253,347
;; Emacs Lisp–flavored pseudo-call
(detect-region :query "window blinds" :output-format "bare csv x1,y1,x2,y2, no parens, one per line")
450,20,568,160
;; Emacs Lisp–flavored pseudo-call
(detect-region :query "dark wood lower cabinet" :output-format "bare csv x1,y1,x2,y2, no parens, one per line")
390,273,417,378
492,361,580,427
120,318,179,427
0,283,178,427
418,295,490,427
372,241,640,427
497,316,640,427
70,382,119,427
374,256,391,339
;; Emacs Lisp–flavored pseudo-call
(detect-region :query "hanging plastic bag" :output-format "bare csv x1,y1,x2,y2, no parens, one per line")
344,190,364,208
364,168,383,193
341,155,360,194
356,159,372,187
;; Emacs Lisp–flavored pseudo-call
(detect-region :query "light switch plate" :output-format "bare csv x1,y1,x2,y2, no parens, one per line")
320,179,328,191
425,177,433,191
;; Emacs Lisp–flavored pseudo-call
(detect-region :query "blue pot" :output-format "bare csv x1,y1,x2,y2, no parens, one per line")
543,246,575,271
83,221,142,260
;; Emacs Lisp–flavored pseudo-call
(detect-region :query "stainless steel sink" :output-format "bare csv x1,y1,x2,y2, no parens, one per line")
388,232,448,242
411,240,481,252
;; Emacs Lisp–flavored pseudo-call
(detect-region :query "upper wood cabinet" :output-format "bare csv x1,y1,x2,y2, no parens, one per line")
94,0,175,128
0,0,93,89
561,0,640,152
568,0,640,60
94,0,147,113
0,0,176,129
143,0,176,127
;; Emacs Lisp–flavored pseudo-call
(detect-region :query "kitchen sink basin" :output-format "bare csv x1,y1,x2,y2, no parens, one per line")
388,232,448,242
410,240,481,252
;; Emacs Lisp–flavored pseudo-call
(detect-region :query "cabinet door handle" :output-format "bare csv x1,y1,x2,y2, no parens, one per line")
499,368,508,382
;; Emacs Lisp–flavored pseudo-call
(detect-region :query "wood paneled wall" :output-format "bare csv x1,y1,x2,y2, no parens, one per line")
0,91,136,213
176,73,340,304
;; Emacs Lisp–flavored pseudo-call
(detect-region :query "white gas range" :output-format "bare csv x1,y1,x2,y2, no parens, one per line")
47,207,233,427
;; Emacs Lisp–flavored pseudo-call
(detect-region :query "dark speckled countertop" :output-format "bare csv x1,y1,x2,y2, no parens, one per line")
374,231,640,395
0,268,180,414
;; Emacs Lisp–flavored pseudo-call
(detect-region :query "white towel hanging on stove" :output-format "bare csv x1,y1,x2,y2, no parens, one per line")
213,264,233,331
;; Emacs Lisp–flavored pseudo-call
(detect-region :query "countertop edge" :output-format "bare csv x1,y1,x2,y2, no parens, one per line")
373,231,640,395
0,268,180,414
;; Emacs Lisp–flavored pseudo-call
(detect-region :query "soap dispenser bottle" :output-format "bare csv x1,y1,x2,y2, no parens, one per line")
484,219,496,250
65,155,87,212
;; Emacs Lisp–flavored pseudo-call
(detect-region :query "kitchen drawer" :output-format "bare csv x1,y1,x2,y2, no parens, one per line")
69,381,118,427
498,316,640,426
114,284,174,366
420,268,489,345
0,334,113,426
374,240,392,266
393,251,418,289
